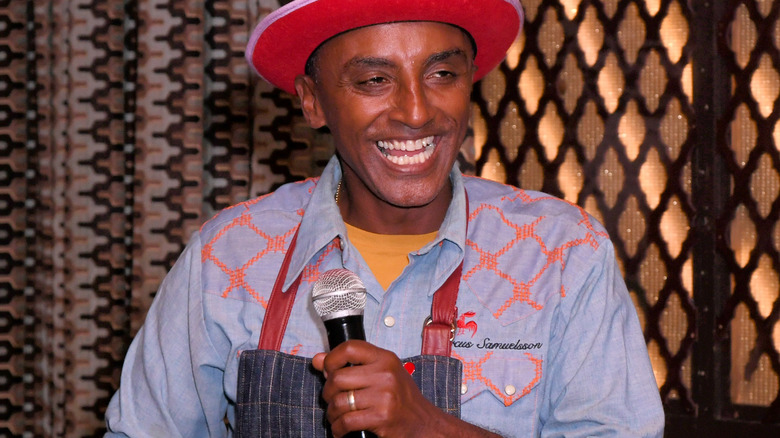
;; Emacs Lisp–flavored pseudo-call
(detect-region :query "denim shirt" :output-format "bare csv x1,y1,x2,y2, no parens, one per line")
105,156,664,437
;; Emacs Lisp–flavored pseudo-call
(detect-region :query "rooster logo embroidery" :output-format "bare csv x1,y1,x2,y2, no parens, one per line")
457,311,478,338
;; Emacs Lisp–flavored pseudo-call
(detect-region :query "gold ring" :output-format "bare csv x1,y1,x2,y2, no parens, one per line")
348,390,357,411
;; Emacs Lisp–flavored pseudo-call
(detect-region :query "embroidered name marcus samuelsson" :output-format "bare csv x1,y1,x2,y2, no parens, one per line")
453,311,543,351
453,339,543,350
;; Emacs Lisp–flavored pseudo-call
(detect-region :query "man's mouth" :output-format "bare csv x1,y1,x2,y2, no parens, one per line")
376,136,436,165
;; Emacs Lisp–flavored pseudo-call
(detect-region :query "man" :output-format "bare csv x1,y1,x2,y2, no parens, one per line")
105,0,665,436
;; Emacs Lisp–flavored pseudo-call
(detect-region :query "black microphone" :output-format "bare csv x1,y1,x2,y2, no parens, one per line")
312,268,376,438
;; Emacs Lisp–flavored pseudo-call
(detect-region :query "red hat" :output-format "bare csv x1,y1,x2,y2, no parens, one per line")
246,0,524,95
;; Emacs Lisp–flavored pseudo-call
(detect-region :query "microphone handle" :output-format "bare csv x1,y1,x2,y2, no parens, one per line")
323,315,377,438
324,314,366,347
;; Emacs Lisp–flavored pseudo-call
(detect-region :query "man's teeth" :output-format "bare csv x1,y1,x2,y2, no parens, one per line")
377,136,434,152
377,136,436,165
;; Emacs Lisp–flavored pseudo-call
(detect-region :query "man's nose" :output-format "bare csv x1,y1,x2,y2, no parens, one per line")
389,79,433,128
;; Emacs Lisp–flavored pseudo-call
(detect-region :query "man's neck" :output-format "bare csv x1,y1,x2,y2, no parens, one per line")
338,179,452,235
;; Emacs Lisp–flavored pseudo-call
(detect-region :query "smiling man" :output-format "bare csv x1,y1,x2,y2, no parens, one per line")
296,22,474,235
105,0,665,437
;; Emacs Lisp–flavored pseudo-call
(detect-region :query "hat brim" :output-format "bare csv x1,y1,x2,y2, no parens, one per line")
246,0,524,95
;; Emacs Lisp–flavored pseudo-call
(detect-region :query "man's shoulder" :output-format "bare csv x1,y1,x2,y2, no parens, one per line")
199,177,319,237
463,176,607,237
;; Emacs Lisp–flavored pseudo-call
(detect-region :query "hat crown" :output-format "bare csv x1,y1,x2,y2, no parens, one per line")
246,0,524,95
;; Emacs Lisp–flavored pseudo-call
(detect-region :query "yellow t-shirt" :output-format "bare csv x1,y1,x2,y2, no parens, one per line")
345,223,437,290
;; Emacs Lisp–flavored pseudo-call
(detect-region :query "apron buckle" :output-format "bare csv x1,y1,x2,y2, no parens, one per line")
423,315,456,342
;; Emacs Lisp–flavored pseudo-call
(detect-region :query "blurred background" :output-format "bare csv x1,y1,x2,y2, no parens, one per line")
1,0,779,436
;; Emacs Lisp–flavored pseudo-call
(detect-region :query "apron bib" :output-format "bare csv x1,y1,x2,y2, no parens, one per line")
235,198,467,437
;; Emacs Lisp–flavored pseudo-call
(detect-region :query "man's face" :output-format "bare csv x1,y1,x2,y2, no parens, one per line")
296,21,475,221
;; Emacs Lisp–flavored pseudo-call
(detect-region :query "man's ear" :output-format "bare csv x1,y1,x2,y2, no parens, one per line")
294,75,327,129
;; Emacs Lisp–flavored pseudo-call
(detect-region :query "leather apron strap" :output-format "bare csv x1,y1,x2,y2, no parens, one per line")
256,225,303,350
421,264,461,356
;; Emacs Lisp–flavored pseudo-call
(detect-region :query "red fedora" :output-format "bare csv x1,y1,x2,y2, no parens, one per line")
246,0,524,95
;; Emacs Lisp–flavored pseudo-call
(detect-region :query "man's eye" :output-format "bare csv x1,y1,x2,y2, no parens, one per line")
359,76,387,85
433,70,456,78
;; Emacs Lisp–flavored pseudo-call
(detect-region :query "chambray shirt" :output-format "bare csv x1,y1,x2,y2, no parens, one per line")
105,156,664,437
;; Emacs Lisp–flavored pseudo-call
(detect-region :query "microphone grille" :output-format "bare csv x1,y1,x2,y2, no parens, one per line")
312,269,367,320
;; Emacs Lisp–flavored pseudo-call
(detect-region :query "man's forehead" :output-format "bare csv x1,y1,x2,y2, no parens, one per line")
316,21,476,59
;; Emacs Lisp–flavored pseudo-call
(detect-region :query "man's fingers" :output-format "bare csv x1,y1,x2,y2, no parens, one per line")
312,352,327,373
326,389,377,437
322,340,378,372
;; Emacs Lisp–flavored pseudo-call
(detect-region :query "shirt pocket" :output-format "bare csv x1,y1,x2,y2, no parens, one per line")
458,350,543,434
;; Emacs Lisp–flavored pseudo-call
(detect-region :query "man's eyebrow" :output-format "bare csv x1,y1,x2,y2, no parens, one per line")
342,48,470,73
343,56,395,71
425,48,470,66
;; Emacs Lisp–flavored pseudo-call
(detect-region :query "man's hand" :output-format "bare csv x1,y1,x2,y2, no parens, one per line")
312,340,501,438
312,340,439,437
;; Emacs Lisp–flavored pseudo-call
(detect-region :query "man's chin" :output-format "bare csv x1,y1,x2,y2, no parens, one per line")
379,183,452,210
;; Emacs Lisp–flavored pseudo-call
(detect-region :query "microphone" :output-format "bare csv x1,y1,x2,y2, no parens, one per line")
312,268,368,348
312,268,375,438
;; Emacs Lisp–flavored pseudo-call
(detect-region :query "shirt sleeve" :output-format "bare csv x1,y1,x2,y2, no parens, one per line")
104,233,228,437
540,239,665,437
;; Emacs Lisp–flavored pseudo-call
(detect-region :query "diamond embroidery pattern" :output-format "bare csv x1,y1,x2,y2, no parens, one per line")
454,350,543,406
453,186,610,405
202,213,298,306
466,187,608,320
200,180,320,307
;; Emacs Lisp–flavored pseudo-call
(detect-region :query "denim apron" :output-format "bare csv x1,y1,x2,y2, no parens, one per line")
234,212,466,437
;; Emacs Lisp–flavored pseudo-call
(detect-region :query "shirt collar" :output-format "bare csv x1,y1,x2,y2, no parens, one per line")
419,163,468,295
281,155,467,291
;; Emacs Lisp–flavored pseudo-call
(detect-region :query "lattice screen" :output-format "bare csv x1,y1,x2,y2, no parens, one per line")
719,0,780,419
1,0,780,436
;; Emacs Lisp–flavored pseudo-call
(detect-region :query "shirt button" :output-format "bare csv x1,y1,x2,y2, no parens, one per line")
383,316,396,327
461,383,468,395
504,384,516,396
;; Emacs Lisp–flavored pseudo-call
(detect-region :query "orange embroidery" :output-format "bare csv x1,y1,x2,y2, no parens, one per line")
201,214,298,304
465,205,544,317
301,240,341,284
453,351,543,406
454,350,493,389
519,352,544,401
465,188,608,317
